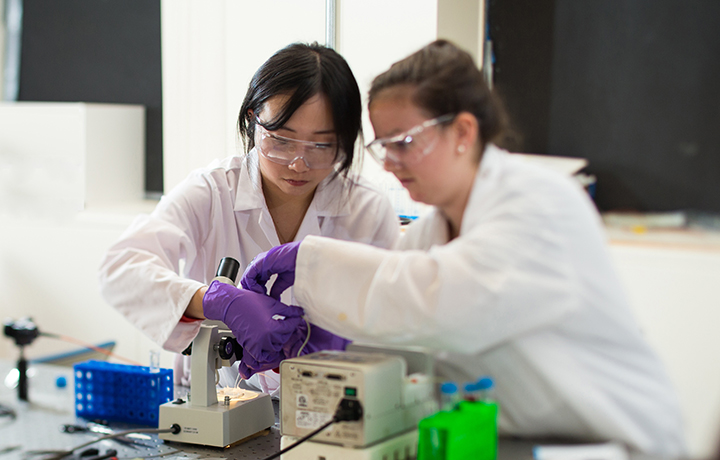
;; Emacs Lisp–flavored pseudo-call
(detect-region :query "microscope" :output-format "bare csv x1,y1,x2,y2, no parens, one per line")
158,257,275,447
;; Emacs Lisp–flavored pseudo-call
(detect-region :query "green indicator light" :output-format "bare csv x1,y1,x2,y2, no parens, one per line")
345,387,357,397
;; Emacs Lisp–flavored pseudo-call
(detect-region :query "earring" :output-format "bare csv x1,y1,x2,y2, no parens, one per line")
457,145,466,153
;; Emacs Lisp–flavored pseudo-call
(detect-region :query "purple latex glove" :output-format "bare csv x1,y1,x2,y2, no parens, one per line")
203,280,304,372
283,322,351,360
238,351,284,379
241,241,301,300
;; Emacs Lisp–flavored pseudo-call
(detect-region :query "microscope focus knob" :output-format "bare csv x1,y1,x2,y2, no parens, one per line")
217,336,242,361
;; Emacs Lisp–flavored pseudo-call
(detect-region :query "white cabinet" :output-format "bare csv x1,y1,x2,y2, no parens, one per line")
609,230,720,458
0,102,144,217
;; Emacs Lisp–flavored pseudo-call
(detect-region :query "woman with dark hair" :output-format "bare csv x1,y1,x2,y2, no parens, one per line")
243,40,685,455
98,43,399,394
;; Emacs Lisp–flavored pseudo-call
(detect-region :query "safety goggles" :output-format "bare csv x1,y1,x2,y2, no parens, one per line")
365,114,456,166
255,120,341,170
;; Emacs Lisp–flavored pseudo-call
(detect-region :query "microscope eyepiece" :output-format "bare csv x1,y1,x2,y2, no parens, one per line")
215,257,240,283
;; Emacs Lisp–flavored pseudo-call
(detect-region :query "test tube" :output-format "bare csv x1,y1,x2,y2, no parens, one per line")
149,349,160,373
440,381,460,411
476,376,495,402
463,381,481,402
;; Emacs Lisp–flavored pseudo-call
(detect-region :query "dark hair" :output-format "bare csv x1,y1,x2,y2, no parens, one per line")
368,39,508,154
238,42,362,176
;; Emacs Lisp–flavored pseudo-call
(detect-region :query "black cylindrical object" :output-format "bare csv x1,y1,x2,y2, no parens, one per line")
18,356,28,401
211,257,245,364
215,257,240,283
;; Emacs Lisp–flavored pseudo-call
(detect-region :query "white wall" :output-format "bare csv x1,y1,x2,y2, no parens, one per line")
0,206,169,368
0,0,5,93
339,0,439,218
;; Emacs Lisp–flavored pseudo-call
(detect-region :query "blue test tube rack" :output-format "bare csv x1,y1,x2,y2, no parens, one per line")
73,360,173,426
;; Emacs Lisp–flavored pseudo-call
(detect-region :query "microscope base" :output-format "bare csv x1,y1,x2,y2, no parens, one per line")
280,429,418,460
159,392,274,447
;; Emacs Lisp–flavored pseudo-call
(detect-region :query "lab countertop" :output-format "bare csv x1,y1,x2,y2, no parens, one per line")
0,360,674,460
606,226,720,252
0,360,281,459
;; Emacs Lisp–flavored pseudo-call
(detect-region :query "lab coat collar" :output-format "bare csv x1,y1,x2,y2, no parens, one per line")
476,143,505,180
232,148,353,218
459,144,506,235
233,149,266,212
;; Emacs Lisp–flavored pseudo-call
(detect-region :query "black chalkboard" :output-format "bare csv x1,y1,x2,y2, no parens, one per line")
18,0,163,194
489,0,720,213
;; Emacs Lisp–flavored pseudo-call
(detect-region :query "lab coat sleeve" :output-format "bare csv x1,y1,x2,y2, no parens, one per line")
293,205,579,354
98,171,217,352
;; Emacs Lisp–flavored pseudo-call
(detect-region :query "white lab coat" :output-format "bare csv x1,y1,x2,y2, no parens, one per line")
292,145,685,456
98,150,399,391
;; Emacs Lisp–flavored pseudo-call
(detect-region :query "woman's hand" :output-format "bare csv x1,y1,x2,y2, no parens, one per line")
283,322,351,359
241,241,301,300
203,280,304,377
184,285,208,320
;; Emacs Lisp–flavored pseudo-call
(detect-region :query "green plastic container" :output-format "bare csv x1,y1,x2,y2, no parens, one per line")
417,400,498,460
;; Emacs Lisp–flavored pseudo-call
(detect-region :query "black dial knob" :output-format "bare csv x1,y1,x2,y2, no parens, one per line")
218,336,242,361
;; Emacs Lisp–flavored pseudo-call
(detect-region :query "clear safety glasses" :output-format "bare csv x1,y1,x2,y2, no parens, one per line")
365,114,456,166
255,120,341,170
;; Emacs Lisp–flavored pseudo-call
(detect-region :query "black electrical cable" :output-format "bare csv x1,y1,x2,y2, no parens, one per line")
24,424,181,460
0,403,17,420
260,398,364,460
262,418,336,460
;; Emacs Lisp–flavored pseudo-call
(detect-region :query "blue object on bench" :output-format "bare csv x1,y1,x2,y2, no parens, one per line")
73,360,173,426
